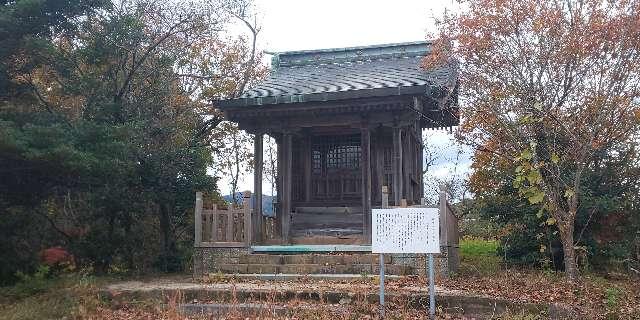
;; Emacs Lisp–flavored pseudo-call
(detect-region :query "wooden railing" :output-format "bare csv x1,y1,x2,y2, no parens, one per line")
439,185,460,273
194,191,252,248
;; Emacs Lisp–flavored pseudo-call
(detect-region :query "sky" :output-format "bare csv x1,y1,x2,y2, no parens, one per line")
216,0,471,197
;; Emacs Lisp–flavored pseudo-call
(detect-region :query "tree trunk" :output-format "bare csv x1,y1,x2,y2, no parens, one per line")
558,219,578,282
159,203,176,272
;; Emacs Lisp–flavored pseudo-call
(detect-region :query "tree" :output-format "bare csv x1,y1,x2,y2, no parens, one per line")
213,121,253,204
263,136,278,198
422,130,471,205
426,0,640,281
0,0,264,280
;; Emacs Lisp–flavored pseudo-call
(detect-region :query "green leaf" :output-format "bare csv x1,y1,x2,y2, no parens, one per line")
534,102,543,111
526,170,541,184
546,217,556,225
564,189,575,198
536,208,544,218
551,153,559,164
521,149,533,160
528,191,544,204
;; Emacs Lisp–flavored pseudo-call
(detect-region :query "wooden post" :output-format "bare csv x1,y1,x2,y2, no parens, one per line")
361,125,372,243
304,132,312,203
243,190,252,247
195,192,203,246
281,132,292,243
226,209,233,242
439,184,448,248
403,128,413,204
381,185,389,208
253,133,263,242
211,203,218,241
417,125,424,201
275,134,283,236
392,126,403,206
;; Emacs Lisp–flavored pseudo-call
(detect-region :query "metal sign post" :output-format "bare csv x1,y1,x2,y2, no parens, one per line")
379,253,385,317
372,203,439,319
428,253,435,319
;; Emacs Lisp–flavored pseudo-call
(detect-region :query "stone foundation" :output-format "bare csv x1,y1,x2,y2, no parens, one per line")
193,247,249,276
193,246,458,277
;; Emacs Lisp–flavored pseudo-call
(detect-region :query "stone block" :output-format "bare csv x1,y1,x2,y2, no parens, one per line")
246,264,278,274
312,254,345,265
214,264,248,274
278,264,319,274
282,254,314,264
239,254,283,265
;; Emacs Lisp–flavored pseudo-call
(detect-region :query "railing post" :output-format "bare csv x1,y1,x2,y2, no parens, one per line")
243,190,252,247
439,184,448,247
211,203,218,242
381,185,389,208
195,192,203,246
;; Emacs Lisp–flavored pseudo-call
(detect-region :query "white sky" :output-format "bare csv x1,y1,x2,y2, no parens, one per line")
216,0,471,197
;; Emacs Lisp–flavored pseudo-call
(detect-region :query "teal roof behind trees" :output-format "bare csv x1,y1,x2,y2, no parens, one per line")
217,41,457,108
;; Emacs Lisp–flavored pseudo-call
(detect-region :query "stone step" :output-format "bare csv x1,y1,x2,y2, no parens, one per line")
218,273,401,281
238,254,391,265
213,263,411,275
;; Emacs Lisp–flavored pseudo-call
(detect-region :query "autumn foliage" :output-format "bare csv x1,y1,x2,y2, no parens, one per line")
425,0,640,281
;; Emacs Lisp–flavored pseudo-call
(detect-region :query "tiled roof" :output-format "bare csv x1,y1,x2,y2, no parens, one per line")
218,41,457,108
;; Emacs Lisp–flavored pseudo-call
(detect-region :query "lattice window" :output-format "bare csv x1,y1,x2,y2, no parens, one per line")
312,150,322,174
310,134,362,200
313,134,361,170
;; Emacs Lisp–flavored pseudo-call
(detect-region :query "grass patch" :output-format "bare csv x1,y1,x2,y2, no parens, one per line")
458,237,502,276
0,274,109,320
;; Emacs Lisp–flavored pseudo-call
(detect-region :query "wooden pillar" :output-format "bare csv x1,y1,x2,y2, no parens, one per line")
253,133,263,243
304,132,312,202
374,128,384,204
275,135,283,236
361,125,372,243
439,184,448,247
281,132,293,243
392,126,403,205
404,128,413,204
417,125,424,202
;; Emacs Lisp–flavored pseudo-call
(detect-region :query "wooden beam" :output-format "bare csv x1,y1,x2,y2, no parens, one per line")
253,133,263,243
392,126,403,205
361,125,372,243
236,110,419,133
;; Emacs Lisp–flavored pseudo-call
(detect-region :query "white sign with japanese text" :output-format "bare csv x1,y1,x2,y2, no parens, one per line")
372,208,440,253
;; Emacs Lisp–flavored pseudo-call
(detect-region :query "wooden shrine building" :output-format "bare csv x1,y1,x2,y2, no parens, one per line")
217,41,458,245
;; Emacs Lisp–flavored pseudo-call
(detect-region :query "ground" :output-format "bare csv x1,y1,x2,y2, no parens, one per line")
1,239,638,319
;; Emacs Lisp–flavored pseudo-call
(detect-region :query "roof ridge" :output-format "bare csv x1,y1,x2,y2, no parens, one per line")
271,41,432,67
